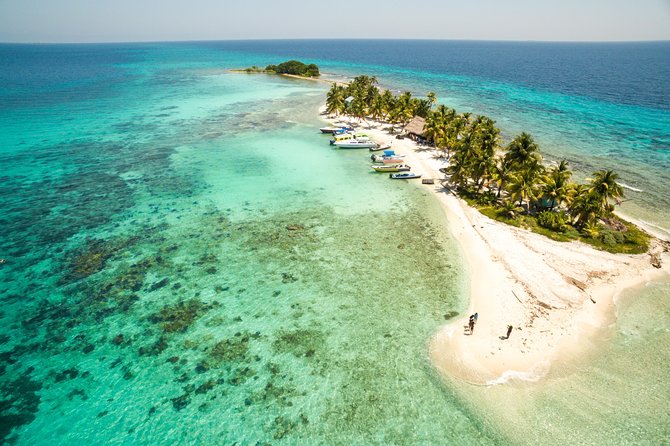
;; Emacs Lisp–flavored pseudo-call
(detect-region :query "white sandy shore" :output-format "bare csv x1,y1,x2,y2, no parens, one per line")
322,110,670,385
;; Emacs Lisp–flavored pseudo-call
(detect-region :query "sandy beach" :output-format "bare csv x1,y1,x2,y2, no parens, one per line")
322,110,670,385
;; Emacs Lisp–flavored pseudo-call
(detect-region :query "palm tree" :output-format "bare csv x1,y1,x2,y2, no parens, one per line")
380,89,394,121
326,84,346,115
504,132,542,174
567,183,602,228
540,160,573,210
507,169,540,209
368,94,385,122
492,157,513,199
588,170,624,215
426,91,437,110
444,151,470,189
468,120,499,190
413,99,432,118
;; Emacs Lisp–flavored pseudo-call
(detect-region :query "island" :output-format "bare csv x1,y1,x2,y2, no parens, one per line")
236,60,320,78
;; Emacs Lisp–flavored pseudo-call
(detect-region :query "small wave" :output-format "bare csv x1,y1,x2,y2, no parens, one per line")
618,182,643,192
485,361,551,386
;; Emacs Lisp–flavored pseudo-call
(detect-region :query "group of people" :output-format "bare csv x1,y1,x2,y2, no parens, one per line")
466,312,514,340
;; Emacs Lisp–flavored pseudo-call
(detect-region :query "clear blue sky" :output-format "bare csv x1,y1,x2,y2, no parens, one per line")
1,0,669,43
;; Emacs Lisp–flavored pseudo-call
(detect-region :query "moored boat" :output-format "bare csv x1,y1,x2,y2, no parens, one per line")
369,142,392,152
371,156,406,164
371,150,400,161
320,125,354,134
371,164,411,172
330,132,367,145
371,150,405,163
335,138,379,149
389,172,422,179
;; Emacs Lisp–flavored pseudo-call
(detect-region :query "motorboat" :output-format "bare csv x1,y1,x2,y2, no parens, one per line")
371,164,411,172
320,125,354,134
389,172,422,179
330,132,367,145
371,150,401,161
335,138,379,149
372,156,405,164
369,142,392,152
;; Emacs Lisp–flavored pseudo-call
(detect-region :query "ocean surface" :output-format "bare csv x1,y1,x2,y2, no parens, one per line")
0,40,669,445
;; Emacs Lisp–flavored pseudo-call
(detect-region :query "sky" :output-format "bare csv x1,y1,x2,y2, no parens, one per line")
0,0,669,43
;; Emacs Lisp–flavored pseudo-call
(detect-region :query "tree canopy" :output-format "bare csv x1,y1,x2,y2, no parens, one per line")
265,60,320,77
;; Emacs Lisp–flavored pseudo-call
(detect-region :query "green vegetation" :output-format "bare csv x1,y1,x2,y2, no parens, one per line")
326,75,651,254
240,60,320,77
265,60,320,77
326,75,433,125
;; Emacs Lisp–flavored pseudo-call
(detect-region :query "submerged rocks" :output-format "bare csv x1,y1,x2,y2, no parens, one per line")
148,299,210,333
62,236,139,283
149,278,170,291
171,393,191,411
209,335,250,363
281,273,298,284
0,372,43,444
272,329,324,358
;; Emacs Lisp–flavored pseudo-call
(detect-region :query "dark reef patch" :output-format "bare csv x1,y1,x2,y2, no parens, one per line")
209,333,251,363
0,371,42,443
272,329,324,358
148,299,211,333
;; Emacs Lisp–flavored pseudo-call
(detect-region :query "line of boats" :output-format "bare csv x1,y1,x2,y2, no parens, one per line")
320,125,422,179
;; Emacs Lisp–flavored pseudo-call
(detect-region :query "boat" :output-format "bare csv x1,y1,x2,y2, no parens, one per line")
371,156,406,164
335,138,379,149
371,150,400,161
369,142,392,152
320,125,354,134
389,172,422,179
371,164,411,172
371,150,405,163
330,132,366,145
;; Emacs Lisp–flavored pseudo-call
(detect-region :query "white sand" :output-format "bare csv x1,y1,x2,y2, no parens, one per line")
322,111,670,385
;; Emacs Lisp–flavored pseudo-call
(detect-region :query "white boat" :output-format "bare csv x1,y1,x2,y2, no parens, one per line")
330,132,366,145
369,142,392,152
372,156,406,164
335,138,378,149
371,164,411,172
371,150,402,162
389,172,422,179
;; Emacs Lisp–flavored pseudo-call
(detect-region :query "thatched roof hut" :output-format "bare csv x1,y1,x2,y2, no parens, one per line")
404,116,426,137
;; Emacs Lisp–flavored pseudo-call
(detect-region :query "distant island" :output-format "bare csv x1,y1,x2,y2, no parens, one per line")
235,60,320,78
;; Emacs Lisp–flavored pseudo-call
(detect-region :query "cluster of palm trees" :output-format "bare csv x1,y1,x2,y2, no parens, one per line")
325,77,625,233
431,113,624,230
326,76,435,127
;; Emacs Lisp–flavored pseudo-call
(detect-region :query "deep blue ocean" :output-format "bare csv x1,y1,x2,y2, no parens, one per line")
1,40,669,445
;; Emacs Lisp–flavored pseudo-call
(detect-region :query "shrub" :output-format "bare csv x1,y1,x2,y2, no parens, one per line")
537,211,568,233
600,231,617,246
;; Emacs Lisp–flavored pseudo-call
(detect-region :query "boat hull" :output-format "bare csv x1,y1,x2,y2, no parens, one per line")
335,142,378,149
371,164,411,172
389,173,422,179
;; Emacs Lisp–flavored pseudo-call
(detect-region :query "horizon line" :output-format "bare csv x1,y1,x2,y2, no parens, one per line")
2,37,670,45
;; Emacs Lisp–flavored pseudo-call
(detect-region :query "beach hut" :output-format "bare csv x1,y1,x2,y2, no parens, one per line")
404,116,426,143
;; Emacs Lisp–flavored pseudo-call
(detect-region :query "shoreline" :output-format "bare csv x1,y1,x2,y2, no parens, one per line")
320,108,670,385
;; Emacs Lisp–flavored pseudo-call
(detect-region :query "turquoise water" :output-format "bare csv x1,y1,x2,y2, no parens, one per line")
1,42,669,444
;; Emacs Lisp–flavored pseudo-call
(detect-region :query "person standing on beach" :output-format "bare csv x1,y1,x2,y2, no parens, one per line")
506,325,513,339
468,315,475,334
